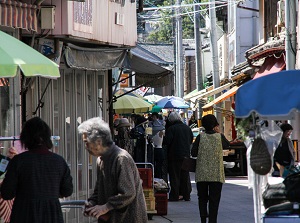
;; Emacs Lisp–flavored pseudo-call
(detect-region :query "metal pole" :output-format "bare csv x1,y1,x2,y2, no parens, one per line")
285,0,293,70
209,0,220,91
194,1,204,120
172,0,177,96
209,0,221,124
176,0,184,98
287,0,299,146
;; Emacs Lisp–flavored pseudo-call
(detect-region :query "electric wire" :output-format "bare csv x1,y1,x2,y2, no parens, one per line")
139,1,238,22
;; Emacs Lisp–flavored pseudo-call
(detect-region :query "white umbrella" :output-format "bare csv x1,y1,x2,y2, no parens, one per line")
144,94,163,103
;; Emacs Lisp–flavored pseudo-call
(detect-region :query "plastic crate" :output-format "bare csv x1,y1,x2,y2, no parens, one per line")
143,188,154,198
154,193,168,215
138,168,153,188
145,197,156,211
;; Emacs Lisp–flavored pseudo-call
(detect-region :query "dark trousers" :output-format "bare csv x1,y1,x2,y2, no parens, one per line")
168,159,192,200
196,182,223,223
154,148,165,179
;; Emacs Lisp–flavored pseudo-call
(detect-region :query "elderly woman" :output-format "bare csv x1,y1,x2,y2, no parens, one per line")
77,117,147,223
163,111,193,201
0,117,73,223
191,114,230,223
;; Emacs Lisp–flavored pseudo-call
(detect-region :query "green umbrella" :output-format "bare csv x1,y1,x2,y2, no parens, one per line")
113,94,152,114
0,31,60,78
151,105,163,113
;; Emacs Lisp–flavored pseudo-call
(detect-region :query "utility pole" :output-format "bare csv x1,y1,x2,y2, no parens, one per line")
194,1,204,120
286,0,299,156
209,0,221,124
172,0,177,96
176,0,184,98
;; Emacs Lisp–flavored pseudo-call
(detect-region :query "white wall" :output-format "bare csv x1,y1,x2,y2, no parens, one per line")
46,0,137,47
227,0,259,77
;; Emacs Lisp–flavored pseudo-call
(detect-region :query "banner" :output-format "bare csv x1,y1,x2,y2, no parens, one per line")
134,87,149,96
120,74,129,88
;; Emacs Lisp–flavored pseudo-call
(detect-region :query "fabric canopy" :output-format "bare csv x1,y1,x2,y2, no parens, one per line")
253,55,285,79
126,52,172,87
0,31,60,78
235,70,300,119
188,83,234,102
64,44,172,88
183,88,206,100
202,86,239,110
65,44,126,70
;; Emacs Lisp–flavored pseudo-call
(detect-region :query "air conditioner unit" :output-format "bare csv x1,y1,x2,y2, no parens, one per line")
277,0,285,27
41,6,55,29
115,13,124,26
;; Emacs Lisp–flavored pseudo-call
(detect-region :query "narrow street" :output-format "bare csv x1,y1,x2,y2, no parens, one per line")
151,173,254,223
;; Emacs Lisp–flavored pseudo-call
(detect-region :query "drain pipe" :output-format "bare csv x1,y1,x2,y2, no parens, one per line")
285,0,296,70
287,0,299,158
237,1,259,12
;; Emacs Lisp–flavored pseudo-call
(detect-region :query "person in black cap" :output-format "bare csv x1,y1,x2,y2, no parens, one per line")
191,114,230,223
131,116,148,162
116,118,133,157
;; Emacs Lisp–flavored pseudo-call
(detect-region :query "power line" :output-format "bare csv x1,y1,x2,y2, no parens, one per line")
142,0,237,11
140,1,237,20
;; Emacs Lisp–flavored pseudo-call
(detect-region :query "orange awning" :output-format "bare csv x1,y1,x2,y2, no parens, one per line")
253,55,285,79
202,86,239,110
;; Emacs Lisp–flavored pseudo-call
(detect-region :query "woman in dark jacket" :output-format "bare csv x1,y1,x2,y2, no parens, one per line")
163,111,194,201
132,116,148,162
0,117,73,223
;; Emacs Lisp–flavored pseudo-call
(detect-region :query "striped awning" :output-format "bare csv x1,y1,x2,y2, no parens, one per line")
0,0,38,31
202,85,239,110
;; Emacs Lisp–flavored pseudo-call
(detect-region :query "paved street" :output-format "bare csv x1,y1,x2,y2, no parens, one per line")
150,173,254,223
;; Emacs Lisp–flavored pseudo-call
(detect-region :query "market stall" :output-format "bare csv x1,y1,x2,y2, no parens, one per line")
235,70,300,223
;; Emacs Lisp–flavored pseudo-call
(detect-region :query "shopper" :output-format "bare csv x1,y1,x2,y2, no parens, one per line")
273,123,295,177
149,112,166,179
163,111,193,201
115,118,133,157
131,115,148,162
0,117,73,223
191,114,230,223
78,117,147,223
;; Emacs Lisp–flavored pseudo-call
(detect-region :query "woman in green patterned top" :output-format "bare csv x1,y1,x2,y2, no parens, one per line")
191,114,230,223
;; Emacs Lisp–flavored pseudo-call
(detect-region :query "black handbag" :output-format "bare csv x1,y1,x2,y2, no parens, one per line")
250,137,272,175
262,183,288,209
181,157,196,172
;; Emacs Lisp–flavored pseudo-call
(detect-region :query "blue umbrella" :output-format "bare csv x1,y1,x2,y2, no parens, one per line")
155,96,189,109
235,70,300,119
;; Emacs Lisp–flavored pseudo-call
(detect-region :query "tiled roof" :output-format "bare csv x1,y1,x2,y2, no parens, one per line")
132,43,174,64
245,34,285,61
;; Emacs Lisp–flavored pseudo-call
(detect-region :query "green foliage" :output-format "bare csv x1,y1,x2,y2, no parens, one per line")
235,115,255,140
146,0,207,43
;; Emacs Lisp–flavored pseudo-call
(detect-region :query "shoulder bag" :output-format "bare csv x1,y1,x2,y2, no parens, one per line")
181,157,196,172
